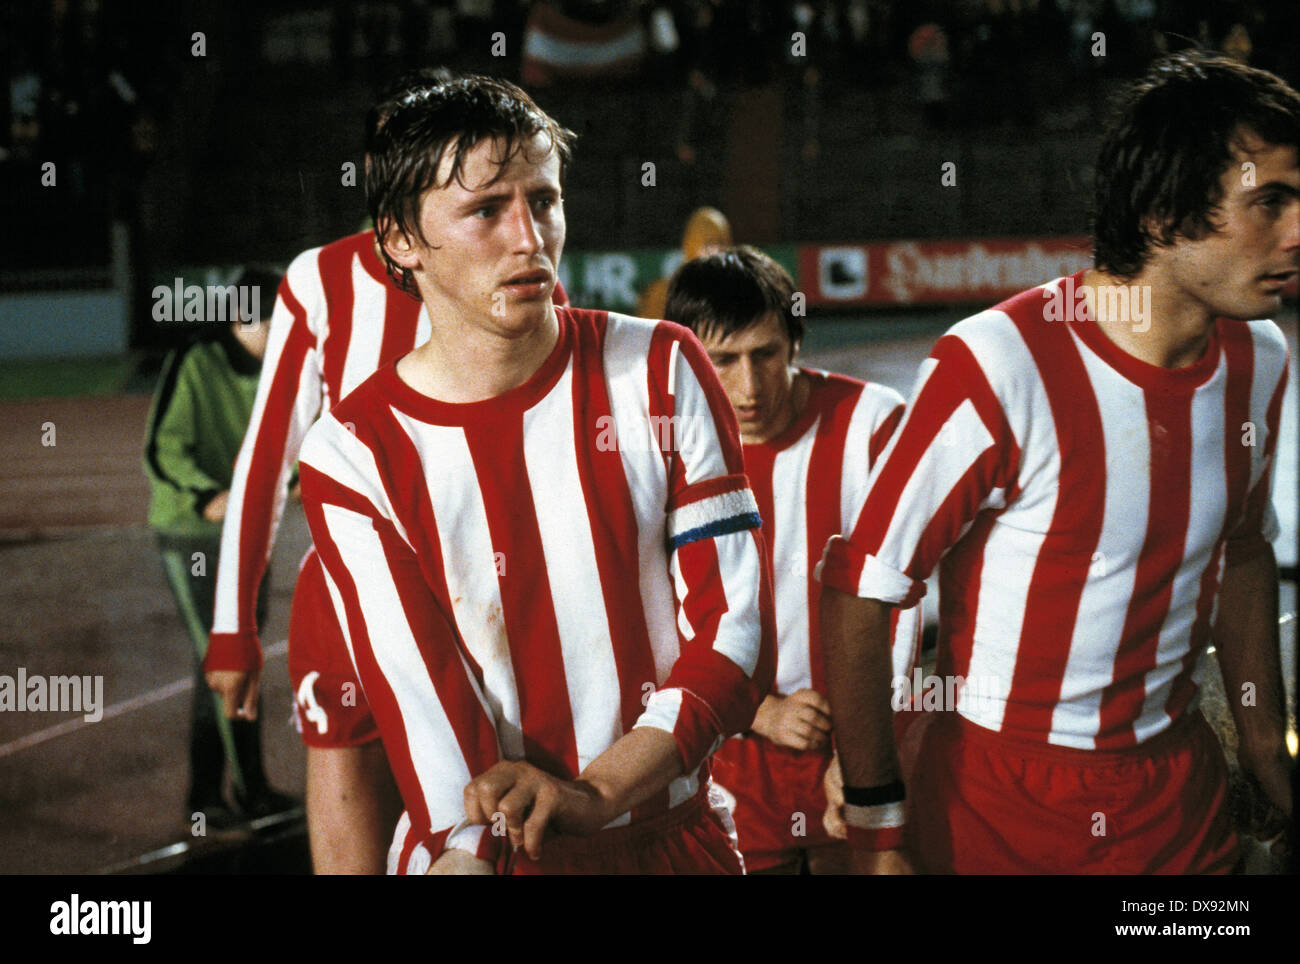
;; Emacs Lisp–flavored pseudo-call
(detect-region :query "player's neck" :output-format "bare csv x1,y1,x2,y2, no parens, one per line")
1082,268,1215,370
399,303,560,404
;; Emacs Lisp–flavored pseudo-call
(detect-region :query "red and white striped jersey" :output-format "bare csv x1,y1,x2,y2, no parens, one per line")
743,369,918,696
299,306,776,872
207,231,428,671
819,272,1289,751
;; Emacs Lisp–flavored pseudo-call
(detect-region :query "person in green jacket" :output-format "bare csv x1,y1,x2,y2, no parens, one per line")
143,264,297,829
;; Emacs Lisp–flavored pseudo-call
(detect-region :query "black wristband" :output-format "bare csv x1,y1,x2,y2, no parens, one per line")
842,781,906,807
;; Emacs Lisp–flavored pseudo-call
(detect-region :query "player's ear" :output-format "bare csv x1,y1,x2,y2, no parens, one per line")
379,217,422,271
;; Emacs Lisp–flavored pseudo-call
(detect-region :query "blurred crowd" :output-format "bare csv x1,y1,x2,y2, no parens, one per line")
1,0,180,271
4,0,1298,279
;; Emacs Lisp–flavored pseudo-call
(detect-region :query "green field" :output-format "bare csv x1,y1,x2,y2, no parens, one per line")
0,355,141,401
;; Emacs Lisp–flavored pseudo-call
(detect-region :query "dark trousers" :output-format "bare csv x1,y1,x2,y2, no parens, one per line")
156,533,270,809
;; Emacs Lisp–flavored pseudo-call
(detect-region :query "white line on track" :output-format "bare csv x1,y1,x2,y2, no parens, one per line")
0,639,289,759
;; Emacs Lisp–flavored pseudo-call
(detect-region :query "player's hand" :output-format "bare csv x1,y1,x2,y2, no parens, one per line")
206,668,260,720
202,490,230,522
463,760,607,861
751,689,833,751
1237,742,1293,855
850,848,917,875
824,755,916,871
426,848,495,875
822,752,847,840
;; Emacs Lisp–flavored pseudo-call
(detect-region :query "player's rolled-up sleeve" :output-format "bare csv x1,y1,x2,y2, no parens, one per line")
816,335,1020,609
633,330,776,771
833,387,923,682
300,419,504,871
819,540,924,607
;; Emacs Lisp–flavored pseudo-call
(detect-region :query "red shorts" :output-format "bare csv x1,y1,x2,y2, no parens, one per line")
709,735,846,872
501,786,743,875
288,549,380,749
906,710,1240,874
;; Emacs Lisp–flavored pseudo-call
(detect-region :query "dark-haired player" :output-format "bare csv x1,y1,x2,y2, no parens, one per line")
204,67,571,874
298,74,774,874
664,246,920,874
822,50,1297,874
